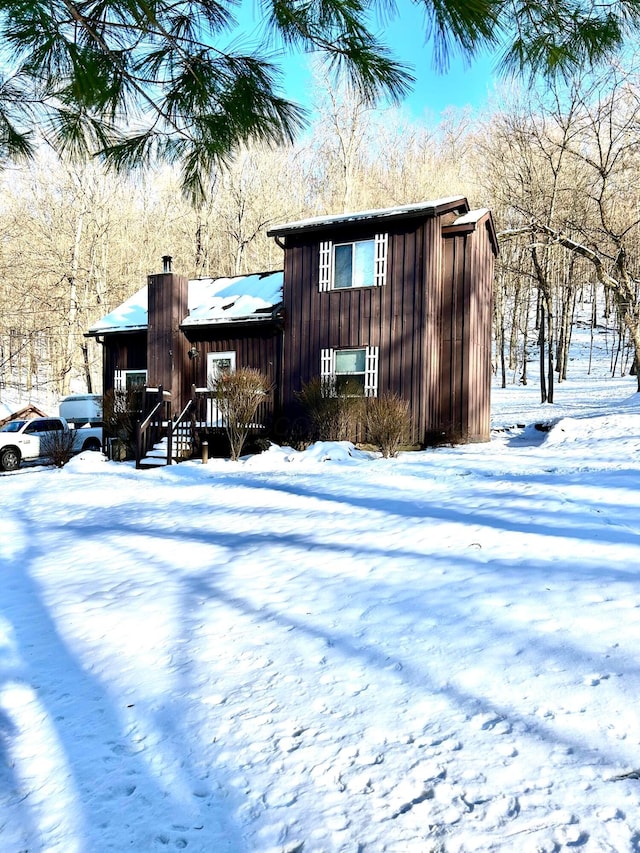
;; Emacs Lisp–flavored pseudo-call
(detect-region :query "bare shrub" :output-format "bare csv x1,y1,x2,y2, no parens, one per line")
295,376,363,442
365,393,410,458
209,367,272,461
41,427,76,467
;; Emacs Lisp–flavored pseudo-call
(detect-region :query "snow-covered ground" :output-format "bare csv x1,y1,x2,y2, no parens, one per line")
2,335,640,852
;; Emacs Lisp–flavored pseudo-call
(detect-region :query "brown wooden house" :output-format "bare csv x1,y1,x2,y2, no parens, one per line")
269,196,498,444
87,197,497,456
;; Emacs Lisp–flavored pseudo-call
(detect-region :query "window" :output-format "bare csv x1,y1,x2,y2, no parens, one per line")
114,370,147,393
321,346,379,397
207,351,236,385
114,370,147,412
319,234,388,291
1,420,26,433
24,419,63,434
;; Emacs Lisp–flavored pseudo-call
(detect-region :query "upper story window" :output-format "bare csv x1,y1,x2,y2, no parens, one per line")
319,234,388,292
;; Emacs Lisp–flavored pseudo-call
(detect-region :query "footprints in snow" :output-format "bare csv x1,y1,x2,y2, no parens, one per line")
154,829,189,848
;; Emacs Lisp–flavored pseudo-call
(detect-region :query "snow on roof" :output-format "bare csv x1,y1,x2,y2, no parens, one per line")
453,208,490,226
183,271,283,327
88,286,148,335
88,271,283,335
268,196,469,236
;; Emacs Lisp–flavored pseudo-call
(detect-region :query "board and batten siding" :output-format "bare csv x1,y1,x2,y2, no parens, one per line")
147,271,190,403
183,327,282,423
440,216,495,442
102,331,147,396
281,218,447,444
280,208,495,444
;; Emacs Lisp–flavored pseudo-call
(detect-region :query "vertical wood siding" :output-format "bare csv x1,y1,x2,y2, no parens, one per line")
184,327,282,427
281,212,495,444
282,220,441,443
103,332,147,395
440,222,494,442
147,272,189,402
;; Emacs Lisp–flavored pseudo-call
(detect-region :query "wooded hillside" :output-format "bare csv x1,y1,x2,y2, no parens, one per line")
2,65,640,408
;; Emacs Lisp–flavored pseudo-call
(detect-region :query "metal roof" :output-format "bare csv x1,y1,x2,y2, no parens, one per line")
88,271,283,336
267,197,469,237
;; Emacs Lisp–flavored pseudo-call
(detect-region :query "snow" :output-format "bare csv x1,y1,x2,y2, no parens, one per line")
453,208,490,226
89,273,283,336
2,337,640,851
88,285,148,333
183,273,283,326
267,197,468,236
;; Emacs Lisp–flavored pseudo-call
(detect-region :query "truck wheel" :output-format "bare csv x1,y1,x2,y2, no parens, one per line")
0,447,21,472
83,438,101,452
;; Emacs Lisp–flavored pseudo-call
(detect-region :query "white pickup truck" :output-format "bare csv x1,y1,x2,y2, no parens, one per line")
0,413,102,471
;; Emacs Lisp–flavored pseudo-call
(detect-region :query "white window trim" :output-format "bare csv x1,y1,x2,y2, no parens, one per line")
320,345,379,397
114,369,147,392
206,351,237,428
319,234,387,292
206,351,236,386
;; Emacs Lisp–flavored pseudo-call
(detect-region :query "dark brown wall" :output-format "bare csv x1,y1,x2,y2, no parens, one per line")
281,217,447,443
281,212,495,444
440,219,494,442
102,332,147,395
182,325,282,402
147,272,189,401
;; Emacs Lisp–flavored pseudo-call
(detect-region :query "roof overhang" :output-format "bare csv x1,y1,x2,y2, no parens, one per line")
181,303,283,331
268,197,470,238
442,208,500,257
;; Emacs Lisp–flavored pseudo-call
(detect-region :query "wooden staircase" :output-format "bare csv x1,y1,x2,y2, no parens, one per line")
139,421,194,468
136,388,196,469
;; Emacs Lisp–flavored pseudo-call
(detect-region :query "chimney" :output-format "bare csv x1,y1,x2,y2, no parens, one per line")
147,258,188,405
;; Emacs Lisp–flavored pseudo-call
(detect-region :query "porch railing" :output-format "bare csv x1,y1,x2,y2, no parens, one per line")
135,387,171,468
135,385,274,467
167,396,195,463
190,386,274,431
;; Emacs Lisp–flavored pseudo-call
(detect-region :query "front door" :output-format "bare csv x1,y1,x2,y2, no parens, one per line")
206,351,236,426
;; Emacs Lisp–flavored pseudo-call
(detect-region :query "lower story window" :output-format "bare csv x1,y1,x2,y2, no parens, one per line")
114,369,147,392
321,346,379,396
113,369,147,412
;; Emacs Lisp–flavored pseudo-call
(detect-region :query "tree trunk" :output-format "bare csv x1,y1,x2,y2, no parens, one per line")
539,301,547,403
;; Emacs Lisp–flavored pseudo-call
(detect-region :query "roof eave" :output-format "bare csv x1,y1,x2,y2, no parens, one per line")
181,303,283,330
267,197,469,238
442,209,500,257
85,325,148,338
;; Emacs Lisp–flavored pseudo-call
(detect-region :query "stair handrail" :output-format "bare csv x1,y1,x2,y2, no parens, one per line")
136,386,170,468
167,396,194,464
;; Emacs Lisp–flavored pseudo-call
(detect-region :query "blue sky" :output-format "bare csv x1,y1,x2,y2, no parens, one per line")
234,1,500,120
383,6,500,117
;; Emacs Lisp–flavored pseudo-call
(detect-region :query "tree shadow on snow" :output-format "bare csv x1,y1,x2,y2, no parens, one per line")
0,508,247,853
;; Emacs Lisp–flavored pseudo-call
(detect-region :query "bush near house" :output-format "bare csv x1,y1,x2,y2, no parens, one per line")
365,393,411,458
295,377,364,443
40,428,76,468
102,388,143,459
209,367,272,461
